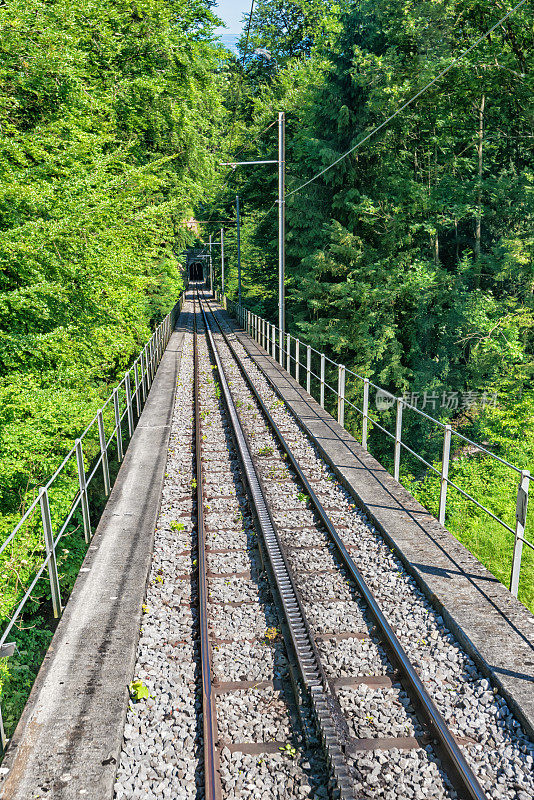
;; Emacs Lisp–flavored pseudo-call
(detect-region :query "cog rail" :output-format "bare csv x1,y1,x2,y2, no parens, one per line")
198,293,357,800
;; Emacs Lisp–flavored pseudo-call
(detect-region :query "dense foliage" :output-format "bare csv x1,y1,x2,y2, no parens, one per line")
210,0,533,607
0,0,227,735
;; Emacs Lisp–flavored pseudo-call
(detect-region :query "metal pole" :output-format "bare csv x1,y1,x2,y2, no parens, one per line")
394,398,404,482
438,425,452,525
97,410,111,495
220,228,225,295
278,111,285,349
362,378,370,449
306,345,311,394
337,365,346,426
125,372,134,437
209,234,213,295
295,339,300,384
236,195,242,306
134,361,141,416
320,354,325,409
40,488,62,618
510,469,530,597
286,334,290,372
75,439,91,544
113,388,123,462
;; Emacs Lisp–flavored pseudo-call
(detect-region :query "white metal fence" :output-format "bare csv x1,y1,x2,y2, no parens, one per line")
216,292,531,603
0,294,184,749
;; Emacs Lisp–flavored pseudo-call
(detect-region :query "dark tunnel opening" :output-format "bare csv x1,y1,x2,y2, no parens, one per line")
189,261,204,281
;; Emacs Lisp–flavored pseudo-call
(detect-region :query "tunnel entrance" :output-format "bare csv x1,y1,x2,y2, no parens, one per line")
189,261,204,281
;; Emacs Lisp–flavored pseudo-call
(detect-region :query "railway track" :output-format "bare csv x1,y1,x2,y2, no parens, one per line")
195,289,490,800
113,288,533,800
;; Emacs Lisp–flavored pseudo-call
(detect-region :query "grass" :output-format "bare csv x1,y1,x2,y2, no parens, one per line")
405,456,534,612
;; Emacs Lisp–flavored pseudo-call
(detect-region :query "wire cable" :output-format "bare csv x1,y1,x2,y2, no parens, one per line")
286,0,528,199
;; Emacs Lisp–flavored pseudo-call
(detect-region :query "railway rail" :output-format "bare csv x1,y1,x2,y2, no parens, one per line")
191,288,491,800
103,288,534,800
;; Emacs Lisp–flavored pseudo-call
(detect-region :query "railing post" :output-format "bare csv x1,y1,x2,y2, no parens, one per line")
438,424,452,525
394,398,403,482
320,354,325,408
286,334,290,372
278,329,284,366
75,438,91,544
40,487,62,618
510,470,530,597
97,409,111,495
362,378,369,449
262,318,266,350
144,345,151,393
337,365,346,426
272,325,276,359
125,372,134,436
113,388,123,462
134,361,142,416
0,704,6,752
140,351,147,402
306,345,311,394
295,339,300,384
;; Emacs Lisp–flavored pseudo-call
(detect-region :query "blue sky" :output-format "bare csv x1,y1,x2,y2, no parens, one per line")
214,0,251,34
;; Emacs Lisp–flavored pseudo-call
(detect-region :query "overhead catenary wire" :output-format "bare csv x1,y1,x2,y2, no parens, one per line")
285,0,528,199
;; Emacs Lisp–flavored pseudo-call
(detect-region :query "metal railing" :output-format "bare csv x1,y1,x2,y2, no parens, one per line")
0,294,184,749
215,292,531,602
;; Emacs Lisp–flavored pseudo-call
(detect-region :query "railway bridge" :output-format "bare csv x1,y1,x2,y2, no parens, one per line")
0,286,533,800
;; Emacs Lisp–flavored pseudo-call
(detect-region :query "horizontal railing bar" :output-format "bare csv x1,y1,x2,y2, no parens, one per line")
403,403,447,427
0,556,52,648
444,478,515,533
450,430,522,473
0,498,42,558
344,366,366,382
398,441,441,475
86,454,104,484
343,398,364,416
323,353,339,367
78,413,100,442
365,416,396,441
53,494,83,548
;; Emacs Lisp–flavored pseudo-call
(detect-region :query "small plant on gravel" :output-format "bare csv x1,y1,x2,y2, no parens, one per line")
297,491,308,503
191,478,197,489
142,604,150,614
155,575,163,583
213,382,221,399
129,680,149,702
264,626,280,643
170,521,185,532
279,744,297,759
258,445,274,456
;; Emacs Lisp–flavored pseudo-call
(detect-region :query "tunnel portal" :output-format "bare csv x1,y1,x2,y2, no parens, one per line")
189,261,204,281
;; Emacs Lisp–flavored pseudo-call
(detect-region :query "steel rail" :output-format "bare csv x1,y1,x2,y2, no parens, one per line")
193,299,221,800
202,293,488,800
196,292,356,800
